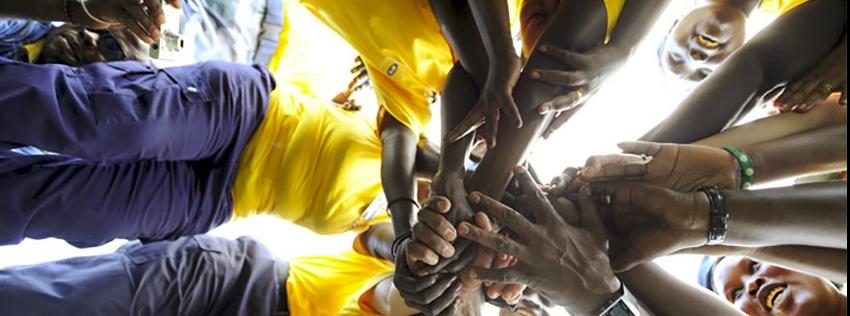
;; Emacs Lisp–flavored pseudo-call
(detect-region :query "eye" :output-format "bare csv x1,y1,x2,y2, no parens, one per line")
750,261,762,273
732,288,744,301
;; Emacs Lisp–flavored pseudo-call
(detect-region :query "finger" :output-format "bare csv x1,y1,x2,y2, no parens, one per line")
538,44,591,68
539,89,585,115
485,103,500,148
418,209,457,243
788,78,828,111
501,283,526,305
395,272,439,294
840,82,847,106
503,95,523,129
57,34,82,66
468,192,535,238
530,69,588,87
445,106,485,143
577,186,606,244
440,239,478,273
776,80,805,110
408,241,440,267
470,268,531,286
142,0,165,25
120,3,158,43
423,195,452,214
406,274,458,305
548,167,579,197
549,196,580,226
513,166,540,197
617,141,663,156
486,283,507,299
457,221,530,262
582,154,648,180
412,222,455,258
426,281,463,315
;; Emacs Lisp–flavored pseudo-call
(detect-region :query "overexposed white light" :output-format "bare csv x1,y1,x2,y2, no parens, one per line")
1,2,781,315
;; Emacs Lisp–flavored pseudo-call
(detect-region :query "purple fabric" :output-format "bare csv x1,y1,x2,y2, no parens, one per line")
0,235,281,316
0,57,275,246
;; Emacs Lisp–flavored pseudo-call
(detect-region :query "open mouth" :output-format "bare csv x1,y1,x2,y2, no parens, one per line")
695,34,720,49
759,284,787,311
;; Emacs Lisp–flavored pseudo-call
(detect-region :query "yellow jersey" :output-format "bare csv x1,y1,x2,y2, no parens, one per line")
232,87,389,235
286,251,394,315
759,0,810,14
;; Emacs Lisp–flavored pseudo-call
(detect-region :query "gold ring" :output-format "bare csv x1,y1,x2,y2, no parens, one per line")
574,89,584,100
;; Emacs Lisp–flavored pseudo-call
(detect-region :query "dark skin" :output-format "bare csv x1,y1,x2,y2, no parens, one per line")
678,245,848,283
0,0,180,44
713,256,847,316
399,0,670,313
643,0,847,143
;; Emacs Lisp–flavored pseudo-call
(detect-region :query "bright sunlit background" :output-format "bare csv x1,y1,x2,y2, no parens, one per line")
0,1,783,315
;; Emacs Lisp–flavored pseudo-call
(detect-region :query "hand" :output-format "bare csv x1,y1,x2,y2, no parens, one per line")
775,34,847,111
394,243,463,316
445,54,523,147
530,44,628,115
582,141,740,192
70,0,181,44
41,24,105,66
459,168,620,314
457,212,525,306
410,172,477,275
406,196,458,271
591,182,709,272
332,56,370,110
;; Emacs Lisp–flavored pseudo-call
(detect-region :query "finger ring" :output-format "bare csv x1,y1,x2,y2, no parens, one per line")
819,83,834,95
574,89,584,99
604,194,612,205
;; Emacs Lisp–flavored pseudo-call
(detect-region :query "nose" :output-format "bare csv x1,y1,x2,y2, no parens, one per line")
689,48,709,62
745,276,766,298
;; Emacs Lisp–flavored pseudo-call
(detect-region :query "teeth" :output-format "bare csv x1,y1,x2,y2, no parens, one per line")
766,286,786,309
697,35,720,49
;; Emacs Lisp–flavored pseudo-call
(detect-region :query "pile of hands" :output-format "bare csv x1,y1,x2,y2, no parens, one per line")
40,0,182,65
393,140,748,315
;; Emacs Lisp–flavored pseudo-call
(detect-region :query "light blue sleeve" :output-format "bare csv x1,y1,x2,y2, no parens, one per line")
0,19,54,58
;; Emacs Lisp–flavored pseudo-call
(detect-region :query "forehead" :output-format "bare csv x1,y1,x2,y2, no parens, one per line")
713,256,745,294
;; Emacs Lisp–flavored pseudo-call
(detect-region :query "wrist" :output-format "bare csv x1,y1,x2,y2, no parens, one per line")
569,281,623,316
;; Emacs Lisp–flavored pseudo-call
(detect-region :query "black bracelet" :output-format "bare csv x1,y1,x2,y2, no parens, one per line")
391,230,413,260
700,187,729,245
386,197,421,218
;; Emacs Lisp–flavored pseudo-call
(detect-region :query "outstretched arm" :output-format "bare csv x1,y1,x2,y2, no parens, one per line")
620,263,746,316
380,117,419,239
642,0,847,143
678,244,848,283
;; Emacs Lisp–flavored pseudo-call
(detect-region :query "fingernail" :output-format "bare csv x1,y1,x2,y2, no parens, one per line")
538,103,551,115
488,289,499,299
468,192,481,204
539,45,548,53
531,71,541,80
444,247,455,257
436,198,449,210
458,223,470,235
484,281,493,287
513,165,526,174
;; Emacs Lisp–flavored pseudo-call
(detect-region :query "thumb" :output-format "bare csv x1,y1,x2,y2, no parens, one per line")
445,105,485,143
617,141,662,156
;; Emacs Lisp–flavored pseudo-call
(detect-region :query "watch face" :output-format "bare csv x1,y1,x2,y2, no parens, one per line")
603,301,636,316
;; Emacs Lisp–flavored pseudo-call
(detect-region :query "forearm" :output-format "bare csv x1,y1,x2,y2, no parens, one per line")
467,0,516,66
438,65,478,178
0,0,65,21
679,244,847,283
740,124,847,184
381,117,420,235
470,0,610,197
695,97,847,147
724,182,847,248
619,263,745,316
357,223,394,261
643,0,847,143
608,0,670,53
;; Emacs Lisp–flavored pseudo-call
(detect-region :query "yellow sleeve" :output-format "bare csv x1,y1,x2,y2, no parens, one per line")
759,0,811,14
338,271,395,316
22,39,46,63
368,63,433,136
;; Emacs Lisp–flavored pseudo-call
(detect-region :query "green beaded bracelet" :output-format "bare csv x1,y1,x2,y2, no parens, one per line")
723,147,755,189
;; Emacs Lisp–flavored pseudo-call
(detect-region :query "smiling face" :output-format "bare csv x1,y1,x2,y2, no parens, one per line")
660,3,748,81
713,256,844,315
518,0,561,56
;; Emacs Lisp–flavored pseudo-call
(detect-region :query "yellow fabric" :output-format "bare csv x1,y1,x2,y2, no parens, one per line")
232,87,389,234
759,0,810,14
267,0,359,100
299,0,456,136
338,271,395,316
22,39,45,63
286,251,394,316
603,0,626,42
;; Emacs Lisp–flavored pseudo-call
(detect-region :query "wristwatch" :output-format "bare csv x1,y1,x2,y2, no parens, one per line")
701,187,729,245
597,285,638,316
